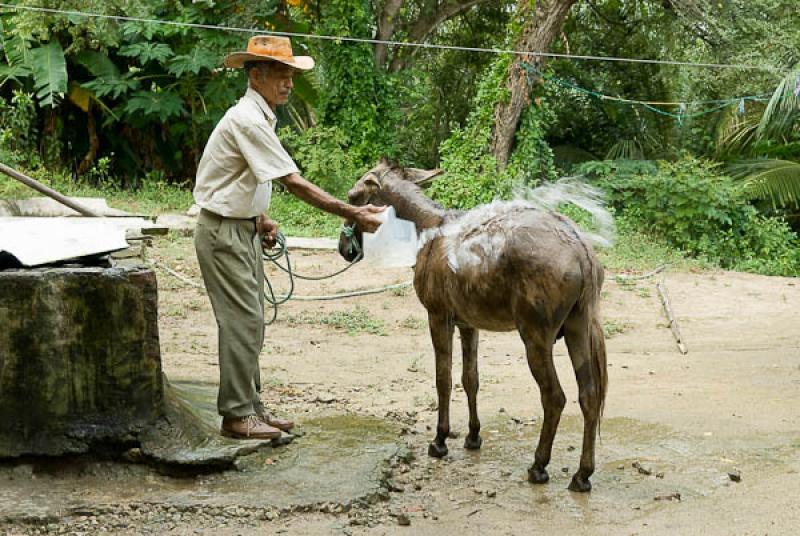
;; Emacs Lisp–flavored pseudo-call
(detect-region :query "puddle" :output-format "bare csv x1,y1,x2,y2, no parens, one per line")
418,414,797,525
0,383,402,521
1,389,796,526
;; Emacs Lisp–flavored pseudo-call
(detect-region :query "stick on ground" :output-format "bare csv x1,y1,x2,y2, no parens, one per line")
656,278,688,355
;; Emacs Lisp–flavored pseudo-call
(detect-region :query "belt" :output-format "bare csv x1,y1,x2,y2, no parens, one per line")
199,208,257,223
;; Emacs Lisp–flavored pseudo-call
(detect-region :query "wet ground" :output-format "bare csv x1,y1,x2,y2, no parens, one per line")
0,383,401,523
1,242,799,535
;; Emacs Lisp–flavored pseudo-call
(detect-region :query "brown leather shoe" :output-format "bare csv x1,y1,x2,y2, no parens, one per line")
221,415,282,440
257,410,295,432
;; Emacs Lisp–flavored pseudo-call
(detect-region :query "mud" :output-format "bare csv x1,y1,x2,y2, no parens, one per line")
1,237,799,535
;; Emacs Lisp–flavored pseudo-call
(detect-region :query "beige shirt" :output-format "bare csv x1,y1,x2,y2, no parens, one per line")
193,87,299,218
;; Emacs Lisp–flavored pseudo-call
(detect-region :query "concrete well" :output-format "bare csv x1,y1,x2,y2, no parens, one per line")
0,265,276,466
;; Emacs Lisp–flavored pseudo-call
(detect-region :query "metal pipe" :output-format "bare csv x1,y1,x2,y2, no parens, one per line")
0,162,100,217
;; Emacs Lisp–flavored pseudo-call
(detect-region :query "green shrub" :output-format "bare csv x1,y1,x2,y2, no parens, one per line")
315,0,399,164
427,55,511,209
280,125,367,198
268,191,342,238
724,215,800,277
578,157,800,276
598,214,703,273
429,55,557,209
0,91,40,167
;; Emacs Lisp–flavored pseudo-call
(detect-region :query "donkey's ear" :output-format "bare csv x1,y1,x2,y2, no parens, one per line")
405,168,444,186
364,175,382,189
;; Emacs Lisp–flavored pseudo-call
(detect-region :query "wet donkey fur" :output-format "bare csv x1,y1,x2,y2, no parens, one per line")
339,161,608,492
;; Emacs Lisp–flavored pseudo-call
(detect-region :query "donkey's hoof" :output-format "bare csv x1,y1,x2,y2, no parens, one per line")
527,466,549,484
428,442,448,458
463,434,482,450
568,474,592,493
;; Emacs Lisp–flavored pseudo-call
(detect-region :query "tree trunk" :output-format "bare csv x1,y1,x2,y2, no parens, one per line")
491,0,577,169
373,0,492,71
77,104,99,176
374,0,405,68
387,0,489,73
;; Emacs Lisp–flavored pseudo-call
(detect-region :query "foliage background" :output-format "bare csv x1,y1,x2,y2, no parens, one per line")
1,0,799,275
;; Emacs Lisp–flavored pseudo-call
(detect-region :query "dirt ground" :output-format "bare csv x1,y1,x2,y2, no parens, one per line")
4,236,800,535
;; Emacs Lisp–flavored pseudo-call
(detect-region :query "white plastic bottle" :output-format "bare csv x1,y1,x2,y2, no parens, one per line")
361,206,418,268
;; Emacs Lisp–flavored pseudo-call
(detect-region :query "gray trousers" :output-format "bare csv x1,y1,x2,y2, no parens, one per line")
194,209,265,418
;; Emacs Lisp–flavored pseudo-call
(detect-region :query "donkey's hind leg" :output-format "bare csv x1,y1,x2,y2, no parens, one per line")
563,307,602,492
428,312,455,458
459,326,482,450
519,324,565,485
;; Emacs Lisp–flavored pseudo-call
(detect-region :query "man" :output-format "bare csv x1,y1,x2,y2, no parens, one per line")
193,35,384,440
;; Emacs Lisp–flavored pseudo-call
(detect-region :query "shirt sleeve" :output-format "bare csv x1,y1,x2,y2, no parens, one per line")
232,120,300,184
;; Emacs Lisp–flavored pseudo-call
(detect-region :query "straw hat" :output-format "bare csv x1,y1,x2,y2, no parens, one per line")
224,36,314,71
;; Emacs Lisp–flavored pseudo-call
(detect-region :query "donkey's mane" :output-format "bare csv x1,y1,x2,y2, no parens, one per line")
382,170,447,230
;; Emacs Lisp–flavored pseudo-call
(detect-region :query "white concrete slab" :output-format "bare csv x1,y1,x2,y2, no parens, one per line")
0,217,158,266
0,197,138,217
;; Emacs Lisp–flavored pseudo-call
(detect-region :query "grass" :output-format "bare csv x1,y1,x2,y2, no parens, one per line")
407,354,424,372
282,306,386,335
389,285,413,297
1,160,712,275
398,316,427,330
268,191,343,237
0,164,346,237
603,319,632,338
0,167,193,216
598,226,704,274
162,305,188,319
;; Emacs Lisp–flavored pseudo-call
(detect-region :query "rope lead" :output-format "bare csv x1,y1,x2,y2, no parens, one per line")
261,229,363,325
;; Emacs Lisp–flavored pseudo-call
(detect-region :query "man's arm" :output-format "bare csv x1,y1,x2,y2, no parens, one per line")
278,172,384,232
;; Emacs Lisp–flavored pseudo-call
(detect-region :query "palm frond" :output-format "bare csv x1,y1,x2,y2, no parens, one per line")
728,158,800,209
1,19,29,66
756,66,800,141
74,50,121,81
606,139,643,160
0,63,30,88
30,41,68,107
715,109,761,155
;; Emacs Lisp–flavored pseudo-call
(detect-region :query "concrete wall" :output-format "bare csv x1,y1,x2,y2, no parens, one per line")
0,266,163,457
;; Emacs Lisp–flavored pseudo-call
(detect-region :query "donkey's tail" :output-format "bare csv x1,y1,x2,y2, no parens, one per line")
590,310,608,421
580,247,608,423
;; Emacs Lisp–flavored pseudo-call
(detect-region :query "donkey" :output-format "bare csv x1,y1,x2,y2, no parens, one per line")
339,160,608,492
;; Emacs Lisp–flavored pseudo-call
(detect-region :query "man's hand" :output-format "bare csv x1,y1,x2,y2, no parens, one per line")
278,173,386,233
353,204,385,233
257,215,279,249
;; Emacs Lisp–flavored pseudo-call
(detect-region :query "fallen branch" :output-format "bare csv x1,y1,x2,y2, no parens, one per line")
656,278,688,355
613,264,667,282
148,259,204,290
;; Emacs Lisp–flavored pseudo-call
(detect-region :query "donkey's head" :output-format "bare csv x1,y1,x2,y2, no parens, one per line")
338,158,443,262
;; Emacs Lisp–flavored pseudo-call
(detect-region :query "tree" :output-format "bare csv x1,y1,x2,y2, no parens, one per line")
491,0,578,168
373,0,494,72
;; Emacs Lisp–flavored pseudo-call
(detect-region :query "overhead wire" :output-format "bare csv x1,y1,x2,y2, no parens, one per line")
0,2,787,74
520,62,775,121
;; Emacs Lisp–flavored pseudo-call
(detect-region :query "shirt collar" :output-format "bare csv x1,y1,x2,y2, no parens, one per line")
245,87,277,125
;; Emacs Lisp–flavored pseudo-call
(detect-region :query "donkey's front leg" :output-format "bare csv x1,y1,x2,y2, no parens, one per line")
428,312,454,458
460,326,482,450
